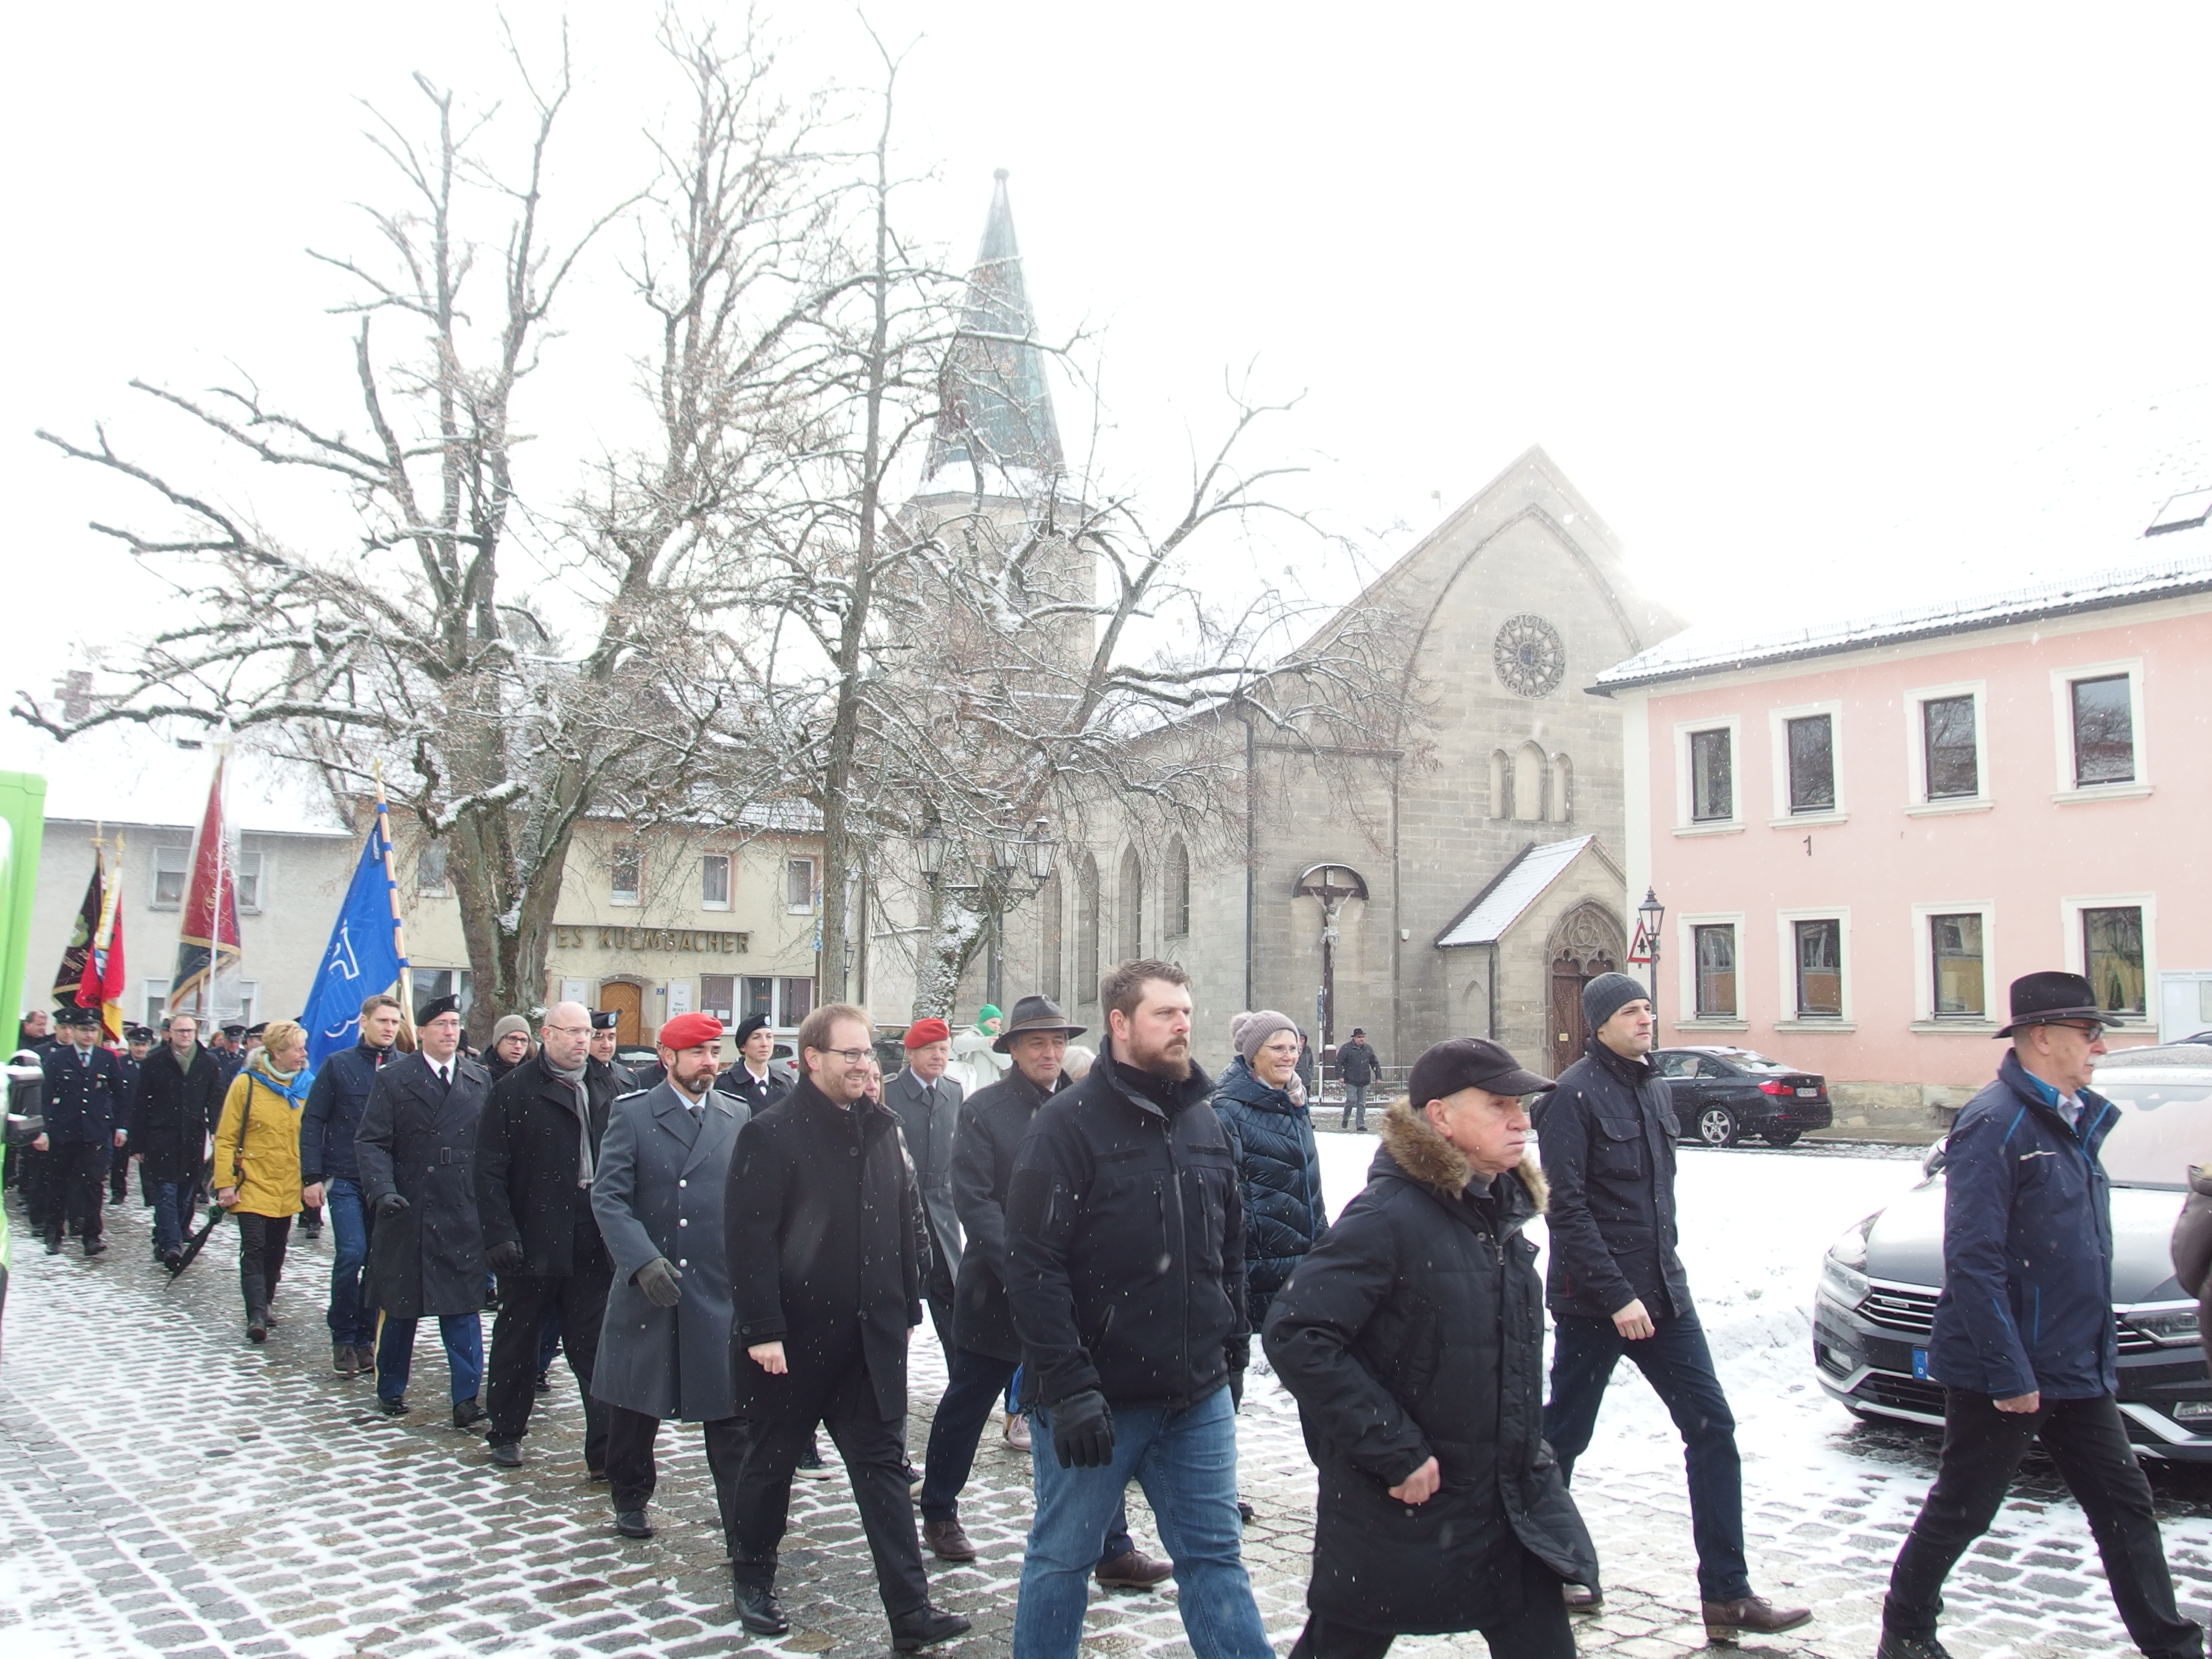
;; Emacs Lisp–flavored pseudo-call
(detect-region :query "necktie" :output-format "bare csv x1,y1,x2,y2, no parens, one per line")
436,1062,451,1091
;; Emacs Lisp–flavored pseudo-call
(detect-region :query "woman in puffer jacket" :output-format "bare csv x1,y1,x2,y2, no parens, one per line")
1213,1010,1330,1332
210,1019,314,1343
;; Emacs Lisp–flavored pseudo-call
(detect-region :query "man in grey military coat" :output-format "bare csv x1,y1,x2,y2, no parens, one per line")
590,1011,749,1540
887,1016,963,1351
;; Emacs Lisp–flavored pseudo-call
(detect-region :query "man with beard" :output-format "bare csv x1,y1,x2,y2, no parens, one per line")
917,995,1170,1590
589,1011,749,1539
715,1013,794,1115
356,994,491,1424
1007,961,1266,1659
722,1002,968,1651
130,1013,222,1272
302,993,405,1376
477,1002,618,1471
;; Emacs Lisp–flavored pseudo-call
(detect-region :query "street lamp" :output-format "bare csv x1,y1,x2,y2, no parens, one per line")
915,817,947,884
1022,817,1056,882
1632,886,1666,977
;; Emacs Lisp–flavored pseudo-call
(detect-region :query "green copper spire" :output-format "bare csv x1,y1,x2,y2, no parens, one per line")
927,169,1064,486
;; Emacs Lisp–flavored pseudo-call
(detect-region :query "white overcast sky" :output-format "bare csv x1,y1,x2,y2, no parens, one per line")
6,1,2210,731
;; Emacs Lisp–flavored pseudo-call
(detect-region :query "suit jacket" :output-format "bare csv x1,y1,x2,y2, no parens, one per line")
355,1051,492,1320
725,1079,928,1423
475,1053,615,1277
888,1065,963,1289
591,1083,749,1420
715,1056,795,1116
40,1043,124,1143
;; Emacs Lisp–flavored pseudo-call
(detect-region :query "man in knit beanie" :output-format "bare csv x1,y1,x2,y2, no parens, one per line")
1534,972,1811,1642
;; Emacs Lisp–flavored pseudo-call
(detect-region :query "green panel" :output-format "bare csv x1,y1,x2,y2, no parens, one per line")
0,772,46,1025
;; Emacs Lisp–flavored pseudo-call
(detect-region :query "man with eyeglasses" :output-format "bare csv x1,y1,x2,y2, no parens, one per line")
1879,972,2201,1659
722,1001,968,1651
476,1001,620,1472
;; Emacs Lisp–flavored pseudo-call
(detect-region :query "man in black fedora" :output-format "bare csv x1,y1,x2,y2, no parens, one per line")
1878,972,2201,1659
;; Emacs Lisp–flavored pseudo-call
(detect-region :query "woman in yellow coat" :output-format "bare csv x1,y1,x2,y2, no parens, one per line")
211,1018,314,1342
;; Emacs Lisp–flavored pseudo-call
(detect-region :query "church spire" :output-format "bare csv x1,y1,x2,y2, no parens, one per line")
925,169,1064,488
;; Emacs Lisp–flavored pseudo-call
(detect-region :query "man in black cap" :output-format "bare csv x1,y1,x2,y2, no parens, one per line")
1266,1038,1596,1659
1536,971,1808,1639
212,1023,248,1091
1334,1027,1380,1131
588,1011,639,1094
35,1006,127,1255
1878,973,2201,1659
716,1013,794,1115
110,1025,154,1206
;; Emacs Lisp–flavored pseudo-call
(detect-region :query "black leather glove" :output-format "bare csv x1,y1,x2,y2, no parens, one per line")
635,1257,685,1308
1226,1335,1251,1374
373,1192,410,1219
1050,1389,1115,1469
486,1240,525,1273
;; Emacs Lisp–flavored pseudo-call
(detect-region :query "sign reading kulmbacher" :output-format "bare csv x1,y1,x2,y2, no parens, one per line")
554,924,750,954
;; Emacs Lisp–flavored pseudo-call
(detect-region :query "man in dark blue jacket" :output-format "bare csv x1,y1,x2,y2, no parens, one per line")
300,992,404,1376
1880,973,2201,1659
36,1006,127,1255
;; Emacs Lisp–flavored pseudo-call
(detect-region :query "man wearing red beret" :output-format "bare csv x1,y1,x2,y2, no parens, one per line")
888,1017,963,1355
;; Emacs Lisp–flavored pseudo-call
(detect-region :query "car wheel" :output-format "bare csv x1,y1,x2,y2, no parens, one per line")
1695,1105,1739,1147
1763,1129,1802,1148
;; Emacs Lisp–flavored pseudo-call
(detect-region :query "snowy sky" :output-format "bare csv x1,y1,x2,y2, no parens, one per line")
6,1,2211,748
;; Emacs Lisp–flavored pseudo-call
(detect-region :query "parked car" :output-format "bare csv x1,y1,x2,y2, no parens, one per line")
1653,1046,1833,1148
1813,1044,2212,1458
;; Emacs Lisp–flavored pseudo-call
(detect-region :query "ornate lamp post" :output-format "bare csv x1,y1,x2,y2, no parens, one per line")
911,813,1060,1007
1630,886,1666,981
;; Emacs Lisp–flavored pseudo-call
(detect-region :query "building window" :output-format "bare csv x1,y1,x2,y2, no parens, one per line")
1076,853,1101,1005
743,977,774,1023
1038,871,1064,1001
1922,695,1978,799
415,968,472,1018
1513,743,1545,823
785,857,814,913
417,841,449,895
1930,913,1986,1018
1694,925,1737,1018
236,981,261,1027
235,850,264,914
1119,846,1143,962
2070,675,2135,786
1786,715,1835,814
2083,906,2146,1015
152,845,189,909
1793,919,1843,1017
143,979,169,1031
1487,750,1510,819
611,844,643,906
701,853,730,910
1691,728,1733,822
1548,753,1574,822
778,977,814,1025
1166,838,1191,939
700,973,735,1022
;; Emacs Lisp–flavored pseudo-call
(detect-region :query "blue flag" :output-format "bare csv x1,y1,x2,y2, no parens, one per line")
300,812,407,1071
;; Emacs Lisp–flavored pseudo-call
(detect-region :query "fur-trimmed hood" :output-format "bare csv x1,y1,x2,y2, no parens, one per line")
1375,1100,1547,1215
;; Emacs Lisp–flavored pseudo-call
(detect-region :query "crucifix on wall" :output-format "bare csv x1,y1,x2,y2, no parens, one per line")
1293,862,1369,1052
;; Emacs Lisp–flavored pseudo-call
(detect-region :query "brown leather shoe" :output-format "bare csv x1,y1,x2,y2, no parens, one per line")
1562,1583,1603,1614
921,1517,977,1562
1702,1595,1812,1640
1094,1548,1172,1589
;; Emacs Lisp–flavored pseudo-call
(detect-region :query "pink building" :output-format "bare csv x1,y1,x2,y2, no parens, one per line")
1598,546,2212,1116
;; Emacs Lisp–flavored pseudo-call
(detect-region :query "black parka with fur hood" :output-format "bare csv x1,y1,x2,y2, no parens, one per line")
1263,1103,1597,1634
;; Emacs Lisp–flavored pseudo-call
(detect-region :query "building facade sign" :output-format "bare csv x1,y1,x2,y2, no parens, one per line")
554,923,750,954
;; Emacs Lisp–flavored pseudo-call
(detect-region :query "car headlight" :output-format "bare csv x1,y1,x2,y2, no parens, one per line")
1827,1215,1874,1271
1820,1253,1870,1309
2122,1305,2203,1348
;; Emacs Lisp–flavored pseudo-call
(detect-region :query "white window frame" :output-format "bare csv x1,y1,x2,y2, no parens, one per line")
610,843,643,908
1672,715,1745,836
236,981,261,1027
1903,680,1992,815
2060,892,2157,1018
1767,700,1847,826
151,844,190,910
701,852,731,912
143,980,170,1031
416,841,450,896
235,848,266,915
1774,906,1855,1031
785,856,816,915
2049,658,2151,803
1674,911,1748,1030
1909,901,1999,1031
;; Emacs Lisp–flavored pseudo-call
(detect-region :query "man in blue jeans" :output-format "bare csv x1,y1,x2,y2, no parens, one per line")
1006,959,1268,1659
300,993,405,1377
1536,972,1809,1642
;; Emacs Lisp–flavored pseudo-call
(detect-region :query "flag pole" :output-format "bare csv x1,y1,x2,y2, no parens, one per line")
374,770,417,1050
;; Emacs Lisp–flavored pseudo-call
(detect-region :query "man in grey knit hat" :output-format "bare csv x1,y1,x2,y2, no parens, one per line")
1535,972,1811,1642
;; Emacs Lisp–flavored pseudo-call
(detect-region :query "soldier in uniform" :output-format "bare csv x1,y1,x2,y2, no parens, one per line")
110,1025,153,1205
35,1006,127,1256
589,1011,638,1093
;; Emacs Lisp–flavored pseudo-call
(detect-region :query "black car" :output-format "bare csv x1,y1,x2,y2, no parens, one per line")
1814,1044,2212,1458
1653,1046,1833,1148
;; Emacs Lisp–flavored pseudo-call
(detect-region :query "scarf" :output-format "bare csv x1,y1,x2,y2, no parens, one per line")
546,1055,595,1185
249,1058,312,1112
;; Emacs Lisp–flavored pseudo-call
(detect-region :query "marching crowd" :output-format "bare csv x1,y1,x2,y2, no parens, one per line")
2,959,2199,1659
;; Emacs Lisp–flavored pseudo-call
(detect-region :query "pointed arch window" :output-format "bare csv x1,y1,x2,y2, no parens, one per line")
1488,750,1510,819
1037,870,1064,1002
1119,845,1143,962
1075,853,1101,1006
1547,753,1574,822
1514,743,1546,823
1166,837,1191,939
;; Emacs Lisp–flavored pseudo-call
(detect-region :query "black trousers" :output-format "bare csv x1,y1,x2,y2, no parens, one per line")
604,1404,748,1520
1886,1389,2201,1658
109,1140,132,1202
729,1364,930,1619
42,1142,109,1245
236,1211,292,1320
1287,1545,1575,1659
487,1241,612,1461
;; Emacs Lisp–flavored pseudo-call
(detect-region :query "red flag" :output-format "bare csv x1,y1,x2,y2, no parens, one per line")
170,753,242,1017
79,847,128,1041
52,854,102,1006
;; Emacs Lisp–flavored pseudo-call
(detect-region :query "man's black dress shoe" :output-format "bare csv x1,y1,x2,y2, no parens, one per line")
890,1605,972,1652
615,1510,652,1539
733,1578,789,1637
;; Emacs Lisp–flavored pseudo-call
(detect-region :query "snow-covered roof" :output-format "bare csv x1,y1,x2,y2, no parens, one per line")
2,727,352,838
1594,544,2212,691
1435,835,1596,948
1598,384,2212,691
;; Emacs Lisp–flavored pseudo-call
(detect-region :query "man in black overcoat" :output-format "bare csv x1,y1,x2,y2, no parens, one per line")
722,1002,969,1651
35,1006,126,1255
1266,1039,1597,1659
356,994,491,1424
477,1001,617,1471
129,1012,222,1269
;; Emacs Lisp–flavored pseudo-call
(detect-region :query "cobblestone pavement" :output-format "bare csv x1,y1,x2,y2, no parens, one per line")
5,1167,2212,1659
